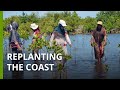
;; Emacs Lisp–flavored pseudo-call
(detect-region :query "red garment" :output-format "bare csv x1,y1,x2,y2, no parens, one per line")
10,42,21,49
33,29,42,39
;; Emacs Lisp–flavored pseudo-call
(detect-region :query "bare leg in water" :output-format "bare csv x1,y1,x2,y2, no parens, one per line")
99,42,105,61
98,46,102,62
94,45,101,62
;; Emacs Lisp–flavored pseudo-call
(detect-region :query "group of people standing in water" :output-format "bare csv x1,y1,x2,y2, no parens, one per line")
6,19,107,67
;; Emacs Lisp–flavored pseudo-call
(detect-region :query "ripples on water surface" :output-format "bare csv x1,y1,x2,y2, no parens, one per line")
4,34,120,79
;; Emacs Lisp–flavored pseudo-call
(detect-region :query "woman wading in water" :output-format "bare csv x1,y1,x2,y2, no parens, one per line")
91,20,107,62
50,19,72,67
30,23,43,64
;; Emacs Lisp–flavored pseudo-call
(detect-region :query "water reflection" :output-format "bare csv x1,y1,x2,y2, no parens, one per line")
94,60,108,79
4,34,120,79
12,70,24,79
11,60,24,79
52,67,67,79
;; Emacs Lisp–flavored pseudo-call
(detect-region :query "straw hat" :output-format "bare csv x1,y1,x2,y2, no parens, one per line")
97,21,103,25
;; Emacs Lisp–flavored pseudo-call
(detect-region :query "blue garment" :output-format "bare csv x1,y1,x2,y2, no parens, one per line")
9,30,22,45
6,21,19,31
7,21,22,45
54,24,67,36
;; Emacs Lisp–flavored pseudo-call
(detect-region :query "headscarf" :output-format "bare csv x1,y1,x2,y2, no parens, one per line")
54,24,66,36
7,21,22,45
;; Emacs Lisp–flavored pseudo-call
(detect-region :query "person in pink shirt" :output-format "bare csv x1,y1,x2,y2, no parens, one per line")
30,23,42,64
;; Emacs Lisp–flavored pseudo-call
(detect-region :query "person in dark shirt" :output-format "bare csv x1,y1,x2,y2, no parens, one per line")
6,20,22,51
91,20,107,62
6,21,23,64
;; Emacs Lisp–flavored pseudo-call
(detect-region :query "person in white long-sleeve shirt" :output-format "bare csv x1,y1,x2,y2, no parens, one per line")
50,19,72,67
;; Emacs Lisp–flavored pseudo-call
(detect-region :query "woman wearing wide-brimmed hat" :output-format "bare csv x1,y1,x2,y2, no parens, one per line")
30,23,43,63
50,19,72,67
91,20,107,62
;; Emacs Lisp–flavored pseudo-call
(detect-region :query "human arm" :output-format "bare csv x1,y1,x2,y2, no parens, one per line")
49,32,55,47
65,32,72,47
103,28,107,46
15,41,22,50
90,31,96,47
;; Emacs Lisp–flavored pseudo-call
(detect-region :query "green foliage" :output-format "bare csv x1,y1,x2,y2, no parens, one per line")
27,12,40,23
3,11,120,39
57,63,63,71
39,16,55,34
49,40,72,60
28,34,72,62
65,11,81,32
18,22,31,40
3,31,9,38
28,34,48,51
91,42,97,47
4,11,120,71
82,16,96,33
96,11,120,33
